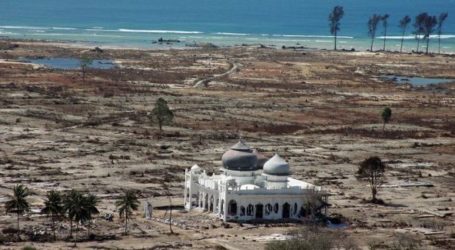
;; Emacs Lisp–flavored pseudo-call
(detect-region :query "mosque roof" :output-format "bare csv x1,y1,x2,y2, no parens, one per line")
263,154,290,176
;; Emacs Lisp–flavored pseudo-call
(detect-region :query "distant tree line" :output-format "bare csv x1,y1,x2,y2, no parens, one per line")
329,6,449,54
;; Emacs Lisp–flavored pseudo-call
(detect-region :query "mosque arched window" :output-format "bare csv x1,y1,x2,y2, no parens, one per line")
265,204,272,215
294,203,298,215
240,206,246,216
274,203,279,213
247,204,254,216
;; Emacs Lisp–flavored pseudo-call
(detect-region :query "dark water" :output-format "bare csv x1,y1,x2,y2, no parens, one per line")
0,0,454,51
382,75,455,86
22,57,115,70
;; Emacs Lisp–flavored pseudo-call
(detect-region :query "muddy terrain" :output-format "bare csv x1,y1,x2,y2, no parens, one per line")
0,40,454,249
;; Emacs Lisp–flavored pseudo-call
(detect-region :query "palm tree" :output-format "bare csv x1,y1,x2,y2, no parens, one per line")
41,190,64,241
414,13,428,53
116,190,139,234
437,12,448,54
64,189,90,244
422,15,438,54
84,194,99,237
381,14,390,51
399,16,411,53
368,14,382,51
329,6,344,51
5,184,30,239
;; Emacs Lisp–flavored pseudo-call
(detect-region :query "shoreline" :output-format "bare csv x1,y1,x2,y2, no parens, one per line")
2,37,455,56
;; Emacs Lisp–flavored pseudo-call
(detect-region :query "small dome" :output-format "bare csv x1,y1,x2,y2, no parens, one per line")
263,154,290,176
221,140,258,171
191,164,202,172
253,149,268,169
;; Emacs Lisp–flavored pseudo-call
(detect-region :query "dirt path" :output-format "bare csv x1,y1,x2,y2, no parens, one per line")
194,61,239,88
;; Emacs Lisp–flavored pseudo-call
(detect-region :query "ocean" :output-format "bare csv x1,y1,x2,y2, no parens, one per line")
0,0,454,52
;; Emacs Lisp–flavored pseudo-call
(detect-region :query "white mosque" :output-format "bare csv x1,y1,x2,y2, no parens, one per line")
183,140,328,222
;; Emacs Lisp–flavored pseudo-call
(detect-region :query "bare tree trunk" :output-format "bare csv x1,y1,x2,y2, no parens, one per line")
124,214,128,234
400,30,405,53
426,37,430,54
17,213,20,240
52,215,56,241
372,187,377,202
438,32,441,54
416,37,420,53
168,195,173,234
383,27,387,51
334,31,337,51
370,36,375,51
74,222,78,246
69,219,73,239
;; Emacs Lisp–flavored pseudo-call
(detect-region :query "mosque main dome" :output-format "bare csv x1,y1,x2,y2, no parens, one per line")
221,140,259,171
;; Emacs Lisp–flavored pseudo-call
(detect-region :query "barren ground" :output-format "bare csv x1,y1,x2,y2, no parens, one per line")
0,40,454,249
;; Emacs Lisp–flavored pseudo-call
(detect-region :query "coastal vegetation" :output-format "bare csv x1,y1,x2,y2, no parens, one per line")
5,185,31,240
368,14,382,51
150,97,174,132
381,14,390,51
328,6,344,51
357,157,386,203
116,190,140,234
381,107,392,132
41,190,64,241
437,13,449,54
362,11,450,53
399,16,411,53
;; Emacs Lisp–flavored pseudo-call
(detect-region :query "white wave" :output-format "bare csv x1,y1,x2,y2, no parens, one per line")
273,34,353,39
118,28,203,34
214,32,248,36
52,27,77,31
0,25,50,30
378,34,455,40
85,28,117,32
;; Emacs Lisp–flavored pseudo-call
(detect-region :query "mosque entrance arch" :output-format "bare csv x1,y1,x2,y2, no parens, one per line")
282,203,290,219
255,204,264,219
228,200,237,216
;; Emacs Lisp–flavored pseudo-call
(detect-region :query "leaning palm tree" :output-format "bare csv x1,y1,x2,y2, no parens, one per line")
5,184,30,239
41,190,64,241
83,193,99,237
368,14,382,51
399,16,411,53
116,190,139,234
437,12,448,54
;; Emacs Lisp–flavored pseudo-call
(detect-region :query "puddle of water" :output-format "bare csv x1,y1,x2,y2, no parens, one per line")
21,57,115,70
381,75,454,86
327,221,349,229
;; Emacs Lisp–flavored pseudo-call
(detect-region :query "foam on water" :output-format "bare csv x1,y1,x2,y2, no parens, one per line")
118,29,203,34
